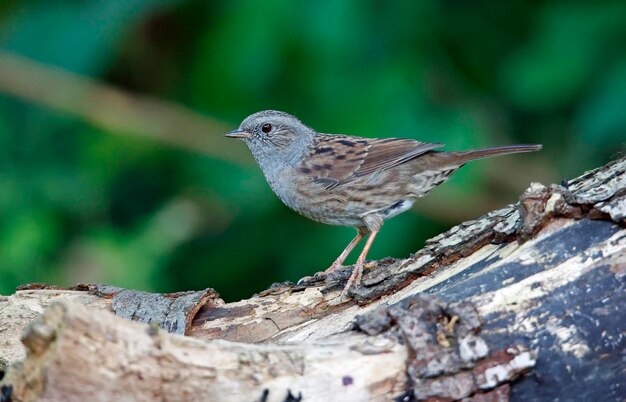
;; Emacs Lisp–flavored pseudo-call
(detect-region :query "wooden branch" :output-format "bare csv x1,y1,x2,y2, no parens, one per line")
0,285,221,367
5,302,410,402
3,294,540,402
0,52,247,163
1,157,625,401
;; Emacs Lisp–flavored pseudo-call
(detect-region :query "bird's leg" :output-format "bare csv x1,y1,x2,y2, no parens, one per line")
325,227,368,273
340,228,379,300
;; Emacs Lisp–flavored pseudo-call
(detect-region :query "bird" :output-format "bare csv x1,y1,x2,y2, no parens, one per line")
226,110,541,299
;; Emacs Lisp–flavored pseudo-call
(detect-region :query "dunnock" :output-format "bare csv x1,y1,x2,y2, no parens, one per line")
226,110,541,299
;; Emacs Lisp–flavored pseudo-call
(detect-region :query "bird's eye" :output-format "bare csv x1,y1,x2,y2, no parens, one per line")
261,123,272,133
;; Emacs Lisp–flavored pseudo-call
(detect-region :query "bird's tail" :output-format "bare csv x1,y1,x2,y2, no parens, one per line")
447,144,542,164
407,144,541,198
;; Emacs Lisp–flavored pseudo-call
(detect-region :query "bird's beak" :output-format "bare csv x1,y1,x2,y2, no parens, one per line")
225,129,252,139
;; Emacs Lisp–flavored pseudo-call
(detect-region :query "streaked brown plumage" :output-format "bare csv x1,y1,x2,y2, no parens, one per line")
226,110,542,299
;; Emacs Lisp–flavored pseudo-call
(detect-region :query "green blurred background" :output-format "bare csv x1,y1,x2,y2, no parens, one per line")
0,0,624,301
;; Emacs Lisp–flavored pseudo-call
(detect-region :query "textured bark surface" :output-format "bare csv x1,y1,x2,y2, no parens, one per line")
1,157,624,402
0,285,220,368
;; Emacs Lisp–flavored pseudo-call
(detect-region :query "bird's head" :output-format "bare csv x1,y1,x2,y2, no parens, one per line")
226,110,315,166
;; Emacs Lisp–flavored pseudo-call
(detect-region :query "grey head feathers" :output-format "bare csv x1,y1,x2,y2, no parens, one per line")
238,110,316,169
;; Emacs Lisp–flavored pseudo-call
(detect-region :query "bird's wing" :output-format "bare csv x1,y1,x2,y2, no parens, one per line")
354,137,444,176
299,135,444,189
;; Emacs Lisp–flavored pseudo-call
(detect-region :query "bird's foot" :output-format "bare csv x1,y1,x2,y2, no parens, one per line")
339,260,365,301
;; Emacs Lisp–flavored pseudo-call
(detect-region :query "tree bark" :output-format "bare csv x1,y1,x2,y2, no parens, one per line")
1,157,625,402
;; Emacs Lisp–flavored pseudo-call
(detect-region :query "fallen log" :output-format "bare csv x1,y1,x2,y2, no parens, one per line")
1,157,624,401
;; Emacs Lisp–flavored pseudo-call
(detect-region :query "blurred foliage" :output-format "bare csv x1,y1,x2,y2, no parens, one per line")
0,0,624,301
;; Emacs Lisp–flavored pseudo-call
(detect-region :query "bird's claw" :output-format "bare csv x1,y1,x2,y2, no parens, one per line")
338,260,366,302
339,284,353,302
296,276,313,285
